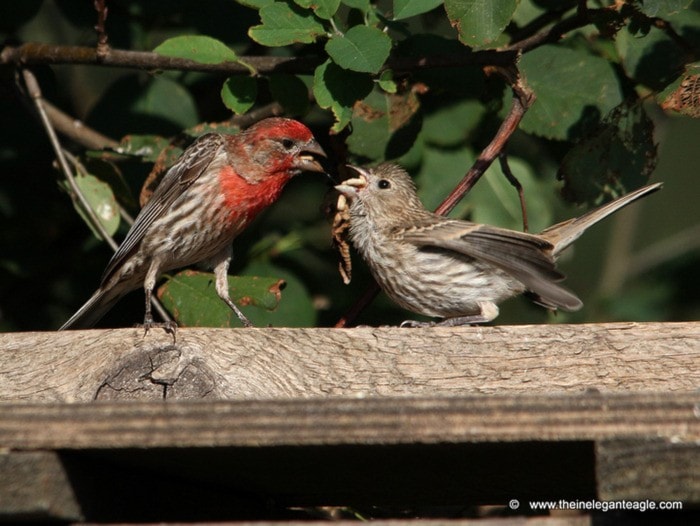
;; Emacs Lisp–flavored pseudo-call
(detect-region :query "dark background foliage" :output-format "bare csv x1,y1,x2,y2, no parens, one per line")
1,0,699,331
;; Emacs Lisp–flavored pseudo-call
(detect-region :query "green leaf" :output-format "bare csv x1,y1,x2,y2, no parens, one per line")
415,146,474,216
268,74,311,115
111,134,171,162
157,270,285,328
313,60,373,132
444,0,518,47
558,100,658,206
422,99,485,147
72,173,120,239
636,0,692,17
518,45,623,140
241,261,316,327
377,69,397,93
342,0,370,12
249,1,326,46
154,35,238,64
347,88,422,161
463,156,554,233
393,0,443,20
84,158,136,210
326,25,392,73
294,0,341,19
416,146,555,232
616,8,700,91
87,75,199,137
221,76,258,115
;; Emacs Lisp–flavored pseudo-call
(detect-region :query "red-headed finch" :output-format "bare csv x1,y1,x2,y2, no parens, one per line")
61,118,326,330
335,163,661,326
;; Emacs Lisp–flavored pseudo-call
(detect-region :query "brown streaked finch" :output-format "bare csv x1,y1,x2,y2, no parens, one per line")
60,118,326,331
335,163,661,326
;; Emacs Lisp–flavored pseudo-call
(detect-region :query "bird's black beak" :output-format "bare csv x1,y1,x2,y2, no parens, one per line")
294,138,328,174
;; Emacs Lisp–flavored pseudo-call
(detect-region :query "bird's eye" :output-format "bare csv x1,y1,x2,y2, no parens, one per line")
281,138,295,150
377,179,391,189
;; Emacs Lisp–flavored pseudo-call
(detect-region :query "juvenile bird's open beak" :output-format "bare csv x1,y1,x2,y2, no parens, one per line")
294,138,327,173
335,165,369,197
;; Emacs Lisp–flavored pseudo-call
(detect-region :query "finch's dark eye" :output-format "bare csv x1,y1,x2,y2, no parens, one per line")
281,138,295,150
377,179,391,189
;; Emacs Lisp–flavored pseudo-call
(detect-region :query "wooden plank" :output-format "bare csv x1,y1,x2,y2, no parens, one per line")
0,393,697,449
0,322,698,402
0,451,82,521
597,439,700,503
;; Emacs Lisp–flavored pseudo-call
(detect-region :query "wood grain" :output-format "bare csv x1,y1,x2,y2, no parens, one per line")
0,322,698,402
0,392,697,449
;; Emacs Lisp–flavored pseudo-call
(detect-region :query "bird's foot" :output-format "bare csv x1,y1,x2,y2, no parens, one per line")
403,303,500,327
137,317,178,342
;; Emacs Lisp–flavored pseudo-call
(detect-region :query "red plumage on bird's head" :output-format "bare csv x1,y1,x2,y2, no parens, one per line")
218,117,327,222
226,117,326,184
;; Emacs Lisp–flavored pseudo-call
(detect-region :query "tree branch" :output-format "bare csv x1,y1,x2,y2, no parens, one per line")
435,68,535,215
0,5,604,76
505,6,596,53
0,44,527,76
1,43,323,75
42,100,118,149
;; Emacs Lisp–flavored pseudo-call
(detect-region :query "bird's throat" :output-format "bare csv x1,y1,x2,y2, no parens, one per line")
218,165,291,224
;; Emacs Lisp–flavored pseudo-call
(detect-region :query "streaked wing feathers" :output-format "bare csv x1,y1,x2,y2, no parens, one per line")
401,220,583,311
101,133,224,285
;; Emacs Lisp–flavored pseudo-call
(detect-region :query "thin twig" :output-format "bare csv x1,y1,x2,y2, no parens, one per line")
63,151,172,324
43,99,118,149
1,43,322,75
230,102,285,128
0,44,538,76
94,0,110,59
434,67,535,216
498,151,529,232
22,69,172,325
504,6,596,54
507,4,574,44
62,151,119,251
21,69,115,245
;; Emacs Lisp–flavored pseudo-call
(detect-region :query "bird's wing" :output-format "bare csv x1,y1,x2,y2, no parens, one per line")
100,133,225,285
400,220,583,311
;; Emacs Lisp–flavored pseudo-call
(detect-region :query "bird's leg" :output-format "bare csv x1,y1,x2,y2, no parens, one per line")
139,259,177,339
211,247,254,328
401,301,499,327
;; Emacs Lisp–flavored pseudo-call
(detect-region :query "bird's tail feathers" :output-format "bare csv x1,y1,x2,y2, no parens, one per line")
59,287,125,330
542,183,662,257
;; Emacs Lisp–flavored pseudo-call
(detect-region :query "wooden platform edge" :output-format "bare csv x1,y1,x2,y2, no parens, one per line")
0,392,698,449
1,321,698,402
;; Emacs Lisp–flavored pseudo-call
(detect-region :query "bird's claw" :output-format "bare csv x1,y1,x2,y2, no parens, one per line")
137,317,178,342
